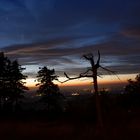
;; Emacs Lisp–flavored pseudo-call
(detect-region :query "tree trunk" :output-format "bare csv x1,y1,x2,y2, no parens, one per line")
93,70,103,130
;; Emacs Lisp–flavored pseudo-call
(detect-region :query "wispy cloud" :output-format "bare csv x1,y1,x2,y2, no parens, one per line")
2,33,140,76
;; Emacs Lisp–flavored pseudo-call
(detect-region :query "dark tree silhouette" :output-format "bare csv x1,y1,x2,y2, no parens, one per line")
60,51,116,130
125,74,140,94
0,52,8,109
9,60,28,108
0,52,28,111
124,74,140,108
36,67,64,112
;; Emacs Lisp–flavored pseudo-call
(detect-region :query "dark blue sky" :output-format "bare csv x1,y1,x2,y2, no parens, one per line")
0,0,140,81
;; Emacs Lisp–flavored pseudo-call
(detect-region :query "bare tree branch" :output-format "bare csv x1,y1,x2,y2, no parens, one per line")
64,72,69,79
96,50,100,66
58,72,93,83
99,65,116,73
99,65,121,81
80,68,92,75
83,53,95,66
83,53,93,60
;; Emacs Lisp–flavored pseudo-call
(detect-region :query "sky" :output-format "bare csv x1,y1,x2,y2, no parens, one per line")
0,0,140,88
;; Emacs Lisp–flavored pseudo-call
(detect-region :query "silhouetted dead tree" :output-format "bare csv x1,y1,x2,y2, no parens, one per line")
59,51,117,130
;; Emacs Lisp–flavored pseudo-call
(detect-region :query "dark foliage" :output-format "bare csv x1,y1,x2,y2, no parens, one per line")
0,52,28,112
36,66,65,112
125,74,140,94
123,74,140,108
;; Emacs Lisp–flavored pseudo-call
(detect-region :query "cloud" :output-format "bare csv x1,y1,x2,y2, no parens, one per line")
121,26,140,38
1,32,140,77
0,0,140,78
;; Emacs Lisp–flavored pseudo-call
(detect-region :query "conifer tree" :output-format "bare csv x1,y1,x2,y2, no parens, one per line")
0,52,28,110
36,66,64,112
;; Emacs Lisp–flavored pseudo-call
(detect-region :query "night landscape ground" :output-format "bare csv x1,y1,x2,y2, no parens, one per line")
1,93,140,140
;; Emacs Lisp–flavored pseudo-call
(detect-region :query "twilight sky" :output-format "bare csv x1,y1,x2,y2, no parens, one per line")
0,0,140,87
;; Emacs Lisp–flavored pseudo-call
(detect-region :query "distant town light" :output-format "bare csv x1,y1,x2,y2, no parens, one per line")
71,92,80,96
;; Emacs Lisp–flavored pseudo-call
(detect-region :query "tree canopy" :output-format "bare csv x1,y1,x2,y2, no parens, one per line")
0,52,28,109
36,66,64,112
125,74,140,94
124,74,140,108
36,66,59,95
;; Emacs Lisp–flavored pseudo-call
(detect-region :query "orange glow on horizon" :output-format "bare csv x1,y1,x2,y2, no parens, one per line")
56,73,137,86
24,73,137,88
23,78,38,89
